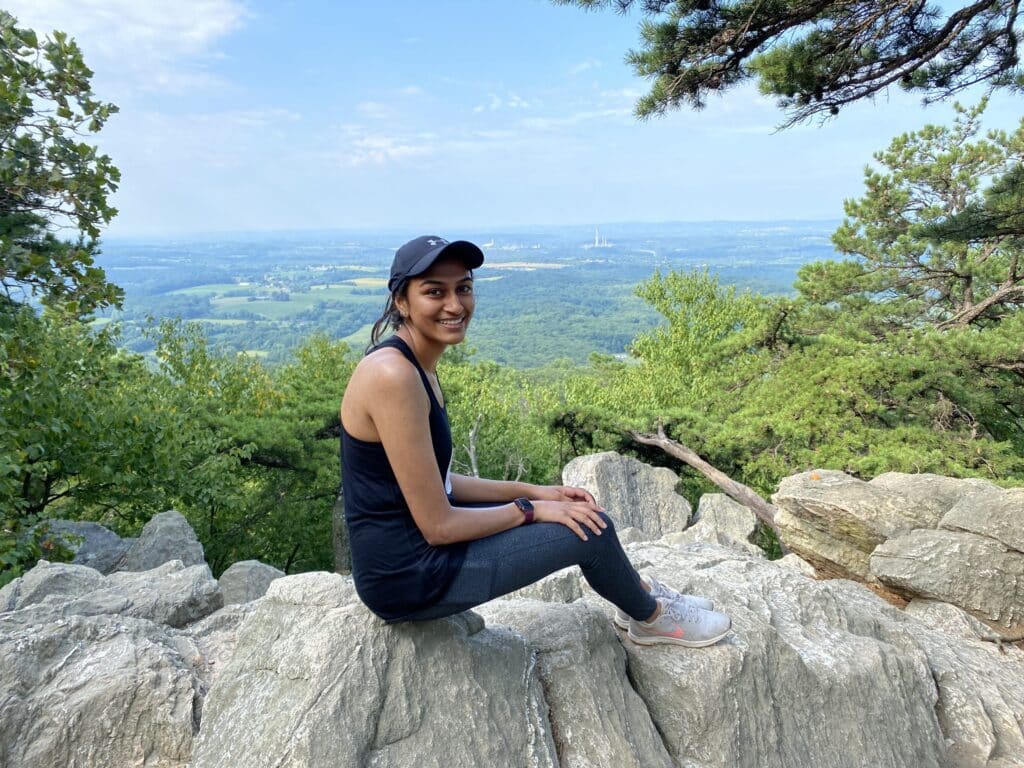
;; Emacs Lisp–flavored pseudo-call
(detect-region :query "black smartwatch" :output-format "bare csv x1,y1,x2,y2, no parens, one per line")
513,497,535,524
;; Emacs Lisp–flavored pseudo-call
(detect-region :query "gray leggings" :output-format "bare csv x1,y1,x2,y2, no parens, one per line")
401,512,658,622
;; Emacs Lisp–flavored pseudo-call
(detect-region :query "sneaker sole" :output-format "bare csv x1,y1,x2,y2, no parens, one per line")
627,628,731,648
613,614,630,631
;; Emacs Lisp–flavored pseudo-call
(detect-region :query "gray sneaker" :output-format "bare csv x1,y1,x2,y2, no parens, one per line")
628,598,732,648
614,575,713,630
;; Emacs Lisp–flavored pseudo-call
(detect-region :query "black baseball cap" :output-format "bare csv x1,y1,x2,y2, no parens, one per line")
388,235,485,292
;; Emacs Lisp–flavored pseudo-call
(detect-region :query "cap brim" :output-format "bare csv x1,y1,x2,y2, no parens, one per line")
406,240,485,279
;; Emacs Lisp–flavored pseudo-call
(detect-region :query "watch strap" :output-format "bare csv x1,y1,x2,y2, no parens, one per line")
513,497,535,524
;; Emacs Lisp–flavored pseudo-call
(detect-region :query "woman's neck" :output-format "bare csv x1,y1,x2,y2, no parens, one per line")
395,327,443,373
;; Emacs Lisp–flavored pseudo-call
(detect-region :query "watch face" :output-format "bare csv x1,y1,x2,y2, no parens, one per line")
514,497,534,512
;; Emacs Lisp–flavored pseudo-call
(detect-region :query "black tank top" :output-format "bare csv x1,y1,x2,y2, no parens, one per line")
340,335,466,621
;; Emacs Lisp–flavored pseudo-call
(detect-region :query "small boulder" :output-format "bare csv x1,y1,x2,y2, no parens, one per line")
777,553,817,578
772,470,922,580
219,560,284,605
665,493,762,555
871,528,1024,630
939,486,1024,554
1,558,222,629
39,519,133,574
117,510,205,572
562,452,691,538
0,560,104,612
867,472,1000,529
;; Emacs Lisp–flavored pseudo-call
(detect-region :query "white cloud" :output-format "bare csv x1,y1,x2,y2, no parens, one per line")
331,128,436,167
570,58,601,75
4,0,249,94
473,92,533,113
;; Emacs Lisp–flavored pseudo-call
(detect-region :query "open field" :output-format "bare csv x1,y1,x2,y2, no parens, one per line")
98,222,840,367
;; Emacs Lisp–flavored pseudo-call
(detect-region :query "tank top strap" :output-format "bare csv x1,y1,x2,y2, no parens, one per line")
371,336,445,410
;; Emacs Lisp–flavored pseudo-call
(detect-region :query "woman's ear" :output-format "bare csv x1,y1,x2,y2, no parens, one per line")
395,295,409,319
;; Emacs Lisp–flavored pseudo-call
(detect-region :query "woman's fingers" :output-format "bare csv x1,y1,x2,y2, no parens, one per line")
534,500,607,540
567,502,606,538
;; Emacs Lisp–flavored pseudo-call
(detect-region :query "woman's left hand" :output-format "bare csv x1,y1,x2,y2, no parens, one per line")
528,484,602,509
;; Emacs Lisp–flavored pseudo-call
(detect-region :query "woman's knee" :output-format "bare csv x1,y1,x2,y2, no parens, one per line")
597,511,616,535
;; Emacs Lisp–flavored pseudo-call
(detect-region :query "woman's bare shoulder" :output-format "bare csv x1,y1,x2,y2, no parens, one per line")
348,348,425,404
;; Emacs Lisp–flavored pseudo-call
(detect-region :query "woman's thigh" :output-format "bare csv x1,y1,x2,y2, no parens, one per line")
404,519,612,621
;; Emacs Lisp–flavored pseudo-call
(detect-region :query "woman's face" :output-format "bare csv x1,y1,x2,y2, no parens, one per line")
397,256,475,346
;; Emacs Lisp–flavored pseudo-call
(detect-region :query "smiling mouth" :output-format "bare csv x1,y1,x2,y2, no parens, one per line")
439,317,465,328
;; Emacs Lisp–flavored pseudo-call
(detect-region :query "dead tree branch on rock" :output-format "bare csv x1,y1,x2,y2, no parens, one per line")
628,423,789,554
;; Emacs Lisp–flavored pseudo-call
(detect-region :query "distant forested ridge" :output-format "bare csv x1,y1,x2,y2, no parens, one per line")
96,221,835,368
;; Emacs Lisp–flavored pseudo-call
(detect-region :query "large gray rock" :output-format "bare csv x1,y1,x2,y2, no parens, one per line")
777,553,817,578
191,572,558,768
478,599,674,768
665,493,762,555
118,510,205,572
562,452,692,538
0,559,222,628
0,610,200,768
39,519,133,574
185,602,258,725
218,560,284,605
615,541,1024,768
904,599,997,643
871,529,1024,630
867,472,1001,529
940,487,1024,554
772,470,921,580
0,560,104,612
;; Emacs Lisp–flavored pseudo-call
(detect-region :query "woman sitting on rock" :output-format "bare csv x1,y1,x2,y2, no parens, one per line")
339,235,731,646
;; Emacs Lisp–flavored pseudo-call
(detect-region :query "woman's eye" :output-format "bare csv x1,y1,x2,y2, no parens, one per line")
458,285,473,294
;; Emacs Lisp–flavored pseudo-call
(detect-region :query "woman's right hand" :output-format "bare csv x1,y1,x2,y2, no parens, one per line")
531,499,608,541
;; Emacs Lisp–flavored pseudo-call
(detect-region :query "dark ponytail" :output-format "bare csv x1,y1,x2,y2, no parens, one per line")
367,280,408,352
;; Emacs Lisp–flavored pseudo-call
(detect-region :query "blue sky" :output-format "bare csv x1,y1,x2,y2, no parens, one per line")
10,0,1023,237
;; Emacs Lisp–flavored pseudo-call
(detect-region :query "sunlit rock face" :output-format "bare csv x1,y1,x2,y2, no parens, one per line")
2,470,1023,768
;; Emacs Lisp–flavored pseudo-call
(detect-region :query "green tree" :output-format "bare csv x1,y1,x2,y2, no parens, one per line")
559,102,1024,496
0,310,221,584
148,322,357,574
555,1,1023,124
0,11,120,314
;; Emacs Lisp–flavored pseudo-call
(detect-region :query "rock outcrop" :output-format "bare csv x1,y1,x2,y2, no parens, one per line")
0,557,223,768
219,559,284,605
663,493,761,555
117,510,206,572
614,542,1024,768
191,573,559,768
3,466,1023,768
562,451,692,538
772,470,924,580
39,519,133,574
871,529,1024,630
478,599,674,768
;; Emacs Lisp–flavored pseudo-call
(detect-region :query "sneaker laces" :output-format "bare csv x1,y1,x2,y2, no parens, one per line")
661,599,700,626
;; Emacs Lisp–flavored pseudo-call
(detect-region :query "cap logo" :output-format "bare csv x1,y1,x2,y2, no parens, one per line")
425,238,448,247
